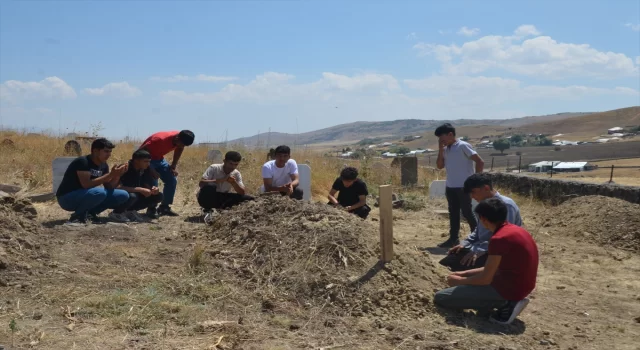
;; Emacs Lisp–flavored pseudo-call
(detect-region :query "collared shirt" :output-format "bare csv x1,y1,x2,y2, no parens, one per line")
443,140,477,188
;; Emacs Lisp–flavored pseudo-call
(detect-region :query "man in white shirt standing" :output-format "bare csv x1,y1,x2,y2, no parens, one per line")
435,123,485,248
261,145,303,200
198,151,254,224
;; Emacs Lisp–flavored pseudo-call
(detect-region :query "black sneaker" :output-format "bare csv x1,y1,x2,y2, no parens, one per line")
87,212,101,224
157,205,179,217
490,298,530,325
437,239,460,248
146,207,159,219
64,213,87,227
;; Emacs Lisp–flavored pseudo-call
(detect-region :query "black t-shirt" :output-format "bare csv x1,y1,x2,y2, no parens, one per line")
56,155,109,197
119,161,154,189
332,177,368,206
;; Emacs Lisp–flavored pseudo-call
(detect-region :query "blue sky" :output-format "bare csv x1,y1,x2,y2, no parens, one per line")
1,0,639,142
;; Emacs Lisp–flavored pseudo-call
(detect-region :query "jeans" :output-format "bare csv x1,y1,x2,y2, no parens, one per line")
150,159,177,206
57,188,130,216
445,187,478,241
327,202,371,219
114,192,164,213
198,185,254,210
434,285,507,312
439,248,488,272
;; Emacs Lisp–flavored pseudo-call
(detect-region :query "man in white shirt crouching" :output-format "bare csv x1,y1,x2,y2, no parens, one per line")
260,145,303,200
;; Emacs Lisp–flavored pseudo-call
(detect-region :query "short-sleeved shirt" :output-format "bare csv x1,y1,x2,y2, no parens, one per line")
140,131,179,160
443,140,477,188
462,192,523,253
119,161,154,189
332,178,368,206
488,223,539,301
261,159,298,187
56,155,109,197
201,164,243,193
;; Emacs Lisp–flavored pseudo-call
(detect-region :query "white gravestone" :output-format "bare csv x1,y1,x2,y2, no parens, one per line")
258,164,312,202
430,179,478,210
53,157,77,193
207,150,223,163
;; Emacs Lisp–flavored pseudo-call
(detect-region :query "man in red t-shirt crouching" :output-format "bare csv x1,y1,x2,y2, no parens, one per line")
434,197,539,325
139,130,195,217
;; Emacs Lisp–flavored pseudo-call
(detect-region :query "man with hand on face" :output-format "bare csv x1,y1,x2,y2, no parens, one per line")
114,149,164,222
434,197,538,325
439,173,522,271
328,166,371,219
198,151,254,224
435,123,484,248
260,145,303,200
139,130,195,217
56,138,130,225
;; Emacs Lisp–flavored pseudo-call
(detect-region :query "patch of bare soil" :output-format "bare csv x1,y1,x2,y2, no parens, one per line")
543,195,640,251
201,196,443,320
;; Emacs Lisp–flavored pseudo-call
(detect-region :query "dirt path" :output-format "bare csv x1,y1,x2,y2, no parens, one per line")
1,199,639,349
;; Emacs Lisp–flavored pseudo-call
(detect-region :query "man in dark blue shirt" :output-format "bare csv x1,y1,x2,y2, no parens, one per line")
115,149,164,221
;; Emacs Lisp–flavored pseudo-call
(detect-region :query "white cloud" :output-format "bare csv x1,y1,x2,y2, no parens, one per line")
625,23,640,32
406,32,418,41
150,74,238,83
84,82,142,98
0,76,76,104
457,26,480,37
413,25,639,79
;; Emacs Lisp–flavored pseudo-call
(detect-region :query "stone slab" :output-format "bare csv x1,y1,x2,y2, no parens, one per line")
53,157,77,193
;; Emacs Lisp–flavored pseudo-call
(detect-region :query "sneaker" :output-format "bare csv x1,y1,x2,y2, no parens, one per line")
64,213,87,227
203,210,218,225
437,239,460,248
146,207,159,219
125,211,146,222
87,212,101,224
108,212,131,223
490,298,530,325
158,205,179,217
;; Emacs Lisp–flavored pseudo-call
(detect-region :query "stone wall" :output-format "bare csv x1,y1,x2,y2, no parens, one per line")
490,173,640,205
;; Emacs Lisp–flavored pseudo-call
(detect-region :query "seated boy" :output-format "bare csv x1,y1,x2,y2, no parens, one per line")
328,166,371,219
115,149,164,221
440,173,522,271
198,151,254,223
434,197,539,325
56,138,129,224
260,145,303,200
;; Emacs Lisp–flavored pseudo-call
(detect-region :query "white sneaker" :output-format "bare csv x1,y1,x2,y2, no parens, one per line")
108,212,131,223
125,211,146,222
203,210,217,225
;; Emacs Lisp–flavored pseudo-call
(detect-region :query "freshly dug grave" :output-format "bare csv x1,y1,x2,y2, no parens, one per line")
0,196,48,284
544,195,640,251
201,196,444,320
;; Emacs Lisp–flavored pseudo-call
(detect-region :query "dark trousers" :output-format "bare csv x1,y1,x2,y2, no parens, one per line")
445,187,477,241
280,186,303,200
439,248,488,272
198,184,255,210
114,192,163,213
328,202,371,219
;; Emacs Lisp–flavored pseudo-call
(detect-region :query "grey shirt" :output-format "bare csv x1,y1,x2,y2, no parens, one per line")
443,140,477,188
461,192,523,253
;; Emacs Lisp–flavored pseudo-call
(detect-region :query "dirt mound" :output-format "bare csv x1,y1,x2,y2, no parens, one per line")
200,196,443,320
544,195,640,251
0,196,47,284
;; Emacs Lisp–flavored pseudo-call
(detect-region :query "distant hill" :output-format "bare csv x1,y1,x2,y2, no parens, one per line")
228,107,638,148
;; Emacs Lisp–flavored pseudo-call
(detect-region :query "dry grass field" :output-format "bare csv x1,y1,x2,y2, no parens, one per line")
1,131,639,349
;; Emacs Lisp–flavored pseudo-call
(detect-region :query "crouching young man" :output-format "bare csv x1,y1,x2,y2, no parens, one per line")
56,138,129,224
260,145,303,200
114,149,164,222
198,151,254,224
434,197,538,325
440,173,522,271
328,166,371,219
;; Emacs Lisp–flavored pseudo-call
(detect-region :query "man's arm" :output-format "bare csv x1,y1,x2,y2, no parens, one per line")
227,175,245,195
471,154,484,173
289,173,299,188
77,171,112,189
263,178,286,192
104,164,126,189
171,146,185,169
436,142,445,169
347,195,367,211
448,255,501,286
328,189,339,205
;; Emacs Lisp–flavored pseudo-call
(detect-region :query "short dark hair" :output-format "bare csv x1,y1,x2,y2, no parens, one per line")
91,138,115,151
474,197,508,224
340,166,358,180
434,123,456,137
224,151,242,162
274,145,290,155
464,173,493,194
178,130,195,146
132,149,151,160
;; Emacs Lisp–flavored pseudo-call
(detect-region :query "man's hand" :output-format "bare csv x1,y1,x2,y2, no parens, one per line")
170,166,179,177
345,206,353,212
439,140,446,150
138,188,152,197
286,183,294,196
446,274,464,287
460,251,485,267
448,244,464,254
150,186,160,195
112,164,127,177
227,176,237,185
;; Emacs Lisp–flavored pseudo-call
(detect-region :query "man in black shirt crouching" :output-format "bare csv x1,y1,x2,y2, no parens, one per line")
328,166,371,219
115,149,164,221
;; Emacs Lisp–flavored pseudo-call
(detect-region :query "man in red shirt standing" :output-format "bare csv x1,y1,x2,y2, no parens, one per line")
139,130,195,217
433,197,539,325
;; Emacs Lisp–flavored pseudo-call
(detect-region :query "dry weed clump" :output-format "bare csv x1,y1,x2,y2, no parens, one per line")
198,195,444,320
543,195,640,251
